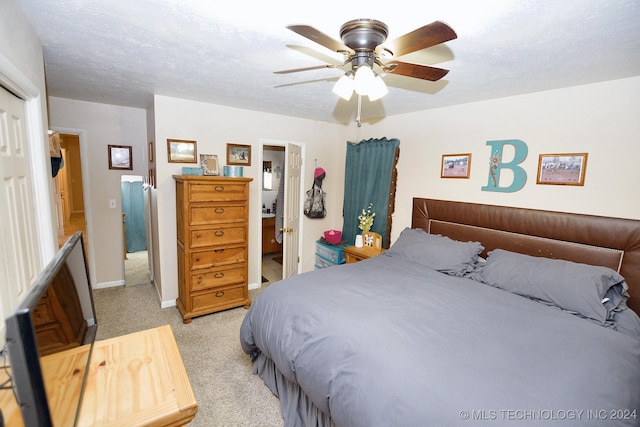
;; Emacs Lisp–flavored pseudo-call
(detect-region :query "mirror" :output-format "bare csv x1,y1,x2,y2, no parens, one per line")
263,161,273,190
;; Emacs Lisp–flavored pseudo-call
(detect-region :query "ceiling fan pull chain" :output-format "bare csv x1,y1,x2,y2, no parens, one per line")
356,95,362,127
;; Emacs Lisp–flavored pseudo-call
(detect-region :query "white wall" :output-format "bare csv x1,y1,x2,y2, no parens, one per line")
48,97,148,288
153,95,347,306
358,77,640,243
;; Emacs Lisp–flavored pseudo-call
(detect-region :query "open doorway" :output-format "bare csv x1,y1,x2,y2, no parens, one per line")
121,175,152,286
54,133,86,248
261,145,284,285
260,140,304,286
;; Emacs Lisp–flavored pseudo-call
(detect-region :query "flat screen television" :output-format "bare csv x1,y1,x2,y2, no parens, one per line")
4,232,97,426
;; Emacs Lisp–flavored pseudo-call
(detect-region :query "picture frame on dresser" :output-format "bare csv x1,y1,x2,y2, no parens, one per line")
200,154,219,175
167,139,197,163
536,153,588,186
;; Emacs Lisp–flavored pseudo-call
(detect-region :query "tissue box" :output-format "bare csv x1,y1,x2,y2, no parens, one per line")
323,230,342,245
182,167,203,176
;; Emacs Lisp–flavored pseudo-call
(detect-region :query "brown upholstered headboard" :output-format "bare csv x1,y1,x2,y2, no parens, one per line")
412,198,640,313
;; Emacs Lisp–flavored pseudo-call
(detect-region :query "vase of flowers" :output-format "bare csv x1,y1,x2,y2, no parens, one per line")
358,203,375,233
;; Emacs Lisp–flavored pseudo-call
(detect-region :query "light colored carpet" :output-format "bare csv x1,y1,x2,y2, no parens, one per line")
124,250,151,286
93,283,284,426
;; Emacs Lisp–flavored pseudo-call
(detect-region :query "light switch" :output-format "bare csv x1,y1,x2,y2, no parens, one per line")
109,199,116,209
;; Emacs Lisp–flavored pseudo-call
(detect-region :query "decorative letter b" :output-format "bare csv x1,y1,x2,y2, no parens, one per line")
481,139,528,193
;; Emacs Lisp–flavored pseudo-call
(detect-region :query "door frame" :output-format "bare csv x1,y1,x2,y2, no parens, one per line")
50,127,97,287
0,56,56,265
259,138,305,280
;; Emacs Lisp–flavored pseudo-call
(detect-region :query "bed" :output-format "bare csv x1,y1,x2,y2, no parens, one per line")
240,198,640,426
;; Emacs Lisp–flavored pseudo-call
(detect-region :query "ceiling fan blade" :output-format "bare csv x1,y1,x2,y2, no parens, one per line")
274,64,337,74
384,21,457,57
287,25,354,54
383,61,449,81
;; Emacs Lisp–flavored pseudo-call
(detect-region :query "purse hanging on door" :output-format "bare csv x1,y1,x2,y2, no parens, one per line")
304,167,326,218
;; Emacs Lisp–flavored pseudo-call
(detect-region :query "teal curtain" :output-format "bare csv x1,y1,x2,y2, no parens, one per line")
342,137,400,247
121,181,147,252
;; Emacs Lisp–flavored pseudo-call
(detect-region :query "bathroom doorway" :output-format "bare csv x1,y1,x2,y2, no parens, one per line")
261,145,284,285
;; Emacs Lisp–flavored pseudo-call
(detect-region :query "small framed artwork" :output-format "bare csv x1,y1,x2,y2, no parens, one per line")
148,141,154,163
226,143,251,166
167,139,197,163
108,145,133,170
441,153,471,178
200,154,220,176
537,153,588,186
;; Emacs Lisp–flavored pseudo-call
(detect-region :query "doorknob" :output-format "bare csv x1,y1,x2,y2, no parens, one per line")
279,227,293,233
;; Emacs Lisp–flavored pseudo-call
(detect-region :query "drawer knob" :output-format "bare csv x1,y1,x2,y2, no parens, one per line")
214,272,224,278
215,207,225,214
215,291,225,297
215,185,224,192
215,230,224,237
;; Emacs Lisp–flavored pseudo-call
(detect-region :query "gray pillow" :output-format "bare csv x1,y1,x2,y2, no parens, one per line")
480,249,628,324
386,228,484,276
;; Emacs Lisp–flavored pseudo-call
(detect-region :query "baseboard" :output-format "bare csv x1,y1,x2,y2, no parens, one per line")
248,282,260,290
94,280,125,289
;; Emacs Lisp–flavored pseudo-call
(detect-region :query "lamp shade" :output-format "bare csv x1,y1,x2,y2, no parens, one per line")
332,73,354,100
367,75,388,101
354,65,375,95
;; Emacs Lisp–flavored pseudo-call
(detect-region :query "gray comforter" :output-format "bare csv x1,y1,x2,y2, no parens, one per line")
240,255,640,426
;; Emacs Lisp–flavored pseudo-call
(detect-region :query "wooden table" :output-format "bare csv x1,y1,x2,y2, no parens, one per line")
344,245,385,263
0,325,197,426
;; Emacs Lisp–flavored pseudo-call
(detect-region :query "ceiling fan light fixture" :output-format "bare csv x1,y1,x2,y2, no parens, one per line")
367,75,388,101
332,72,355,100
353,65,375,95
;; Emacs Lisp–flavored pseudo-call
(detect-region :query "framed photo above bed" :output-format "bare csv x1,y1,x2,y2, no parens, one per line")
537,153,588,186
441,153,471,178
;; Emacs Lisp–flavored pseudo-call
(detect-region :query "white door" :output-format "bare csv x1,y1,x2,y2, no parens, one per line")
282,143,302,279
0,85,40,338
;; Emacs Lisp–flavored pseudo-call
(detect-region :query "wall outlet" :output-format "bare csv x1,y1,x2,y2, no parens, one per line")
109,199,116,209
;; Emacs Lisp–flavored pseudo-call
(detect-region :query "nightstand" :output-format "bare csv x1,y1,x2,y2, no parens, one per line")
344,245,384,263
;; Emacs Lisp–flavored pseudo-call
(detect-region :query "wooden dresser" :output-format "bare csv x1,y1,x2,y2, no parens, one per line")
174,175,252,323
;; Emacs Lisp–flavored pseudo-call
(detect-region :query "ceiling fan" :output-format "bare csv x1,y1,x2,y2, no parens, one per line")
275,19,457,103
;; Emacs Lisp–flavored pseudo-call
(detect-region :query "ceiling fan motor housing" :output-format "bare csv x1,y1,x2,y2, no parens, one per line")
340,19,388,51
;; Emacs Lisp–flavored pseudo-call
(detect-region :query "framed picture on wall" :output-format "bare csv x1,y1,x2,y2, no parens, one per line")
441,153,471,178
536,153,588,186
226,143,251,166
108,145,133,170
167,139,197,163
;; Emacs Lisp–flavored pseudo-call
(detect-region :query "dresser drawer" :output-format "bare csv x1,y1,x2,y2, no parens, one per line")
189,182,248,202
32,298,55,326
190,245,246,270
189,203,246,226
191,284,246,312
190,225,246,248
191,264,246,291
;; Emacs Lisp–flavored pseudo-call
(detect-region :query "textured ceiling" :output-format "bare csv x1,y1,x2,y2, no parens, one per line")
15,0,640,125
